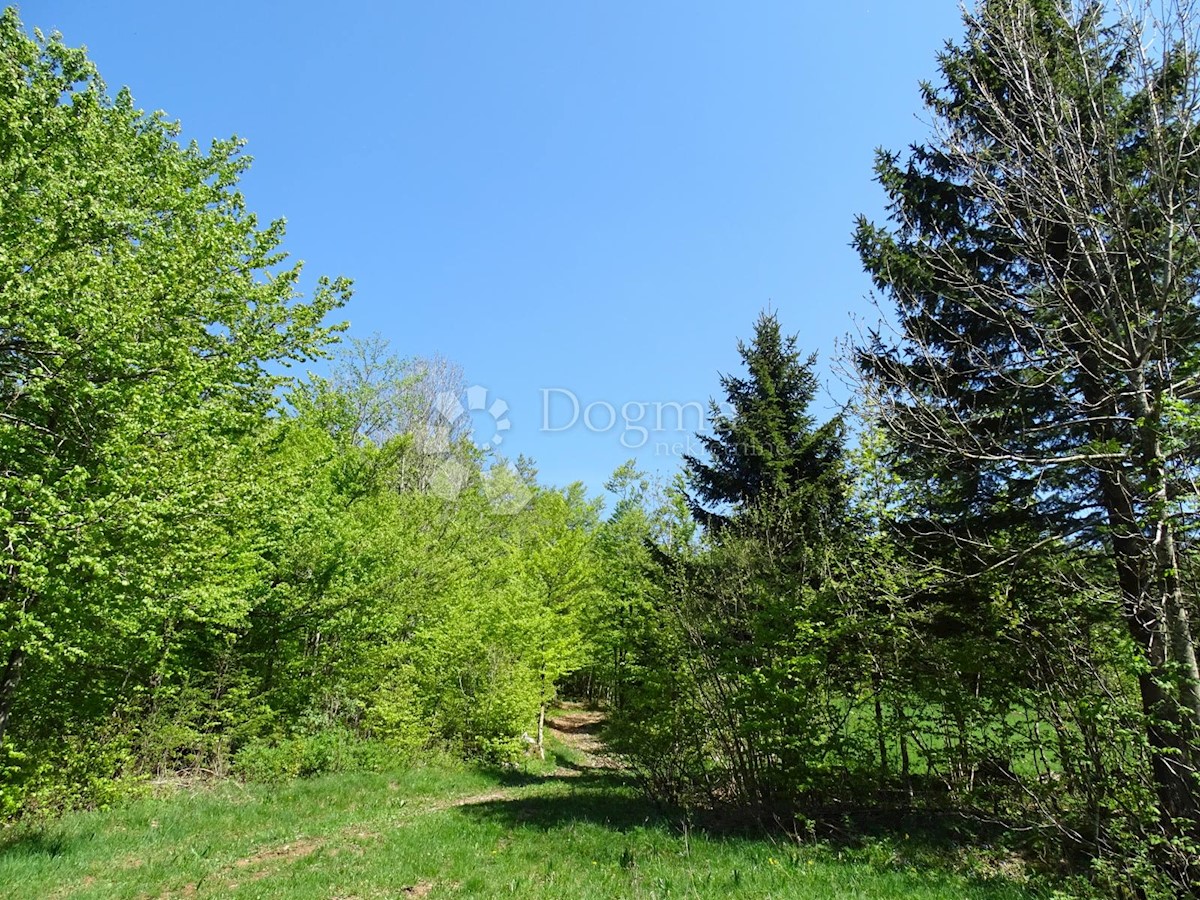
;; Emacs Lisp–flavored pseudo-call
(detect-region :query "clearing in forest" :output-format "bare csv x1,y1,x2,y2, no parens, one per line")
0,708,1040,899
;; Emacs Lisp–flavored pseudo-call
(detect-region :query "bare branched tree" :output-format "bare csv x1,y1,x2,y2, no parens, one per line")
291,336,470,493
855,0,1200,834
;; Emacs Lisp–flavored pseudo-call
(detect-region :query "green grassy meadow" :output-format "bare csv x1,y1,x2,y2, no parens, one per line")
0,739,1048,900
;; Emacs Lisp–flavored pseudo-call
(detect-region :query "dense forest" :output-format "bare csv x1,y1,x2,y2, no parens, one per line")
4,1,1200,896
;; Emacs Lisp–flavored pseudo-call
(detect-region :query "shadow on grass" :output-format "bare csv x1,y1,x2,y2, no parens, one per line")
455,772,669,834
459,768,1038,868
455,781,1047,897
478,740,609,786
479,761,634,789
0,828,76,860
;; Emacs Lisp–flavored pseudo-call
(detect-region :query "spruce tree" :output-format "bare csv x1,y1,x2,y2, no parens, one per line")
684,311,844,557
854,0,1200,843
659,312,848,810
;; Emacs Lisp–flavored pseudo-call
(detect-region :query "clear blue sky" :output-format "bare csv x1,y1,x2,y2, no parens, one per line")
33,1,963,495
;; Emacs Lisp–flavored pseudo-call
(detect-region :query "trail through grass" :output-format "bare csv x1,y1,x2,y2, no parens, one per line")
0,709,1046,899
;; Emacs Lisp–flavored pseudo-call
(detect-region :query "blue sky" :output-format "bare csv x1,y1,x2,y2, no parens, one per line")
34,1,964,496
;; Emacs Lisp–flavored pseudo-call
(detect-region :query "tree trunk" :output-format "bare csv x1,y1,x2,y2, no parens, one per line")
872,670,889,785
1158,522,1200,732
537,703,546,761
0,645,27,750
1102,472,1200,823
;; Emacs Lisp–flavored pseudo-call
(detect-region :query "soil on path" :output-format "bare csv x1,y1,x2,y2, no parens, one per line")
542,702,619,771
439,703,619,811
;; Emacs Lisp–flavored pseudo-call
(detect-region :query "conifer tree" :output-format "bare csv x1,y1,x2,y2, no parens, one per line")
684,311,844,559
854,0,1200,841
653,313,849,810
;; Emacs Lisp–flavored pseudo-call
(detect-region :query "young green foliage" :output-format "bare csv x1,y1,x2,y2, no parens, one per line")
0,8,348,798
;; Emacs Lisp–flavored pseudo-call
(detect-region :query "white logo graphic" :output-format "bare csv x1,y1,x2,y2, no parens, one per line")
428,385,531,514
434,385,511,448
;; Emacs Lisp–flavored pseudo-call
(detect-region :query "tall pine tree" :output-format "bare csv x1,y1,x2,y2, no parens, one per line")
854,0,1200,857
684,311,844,563
648,312,849,811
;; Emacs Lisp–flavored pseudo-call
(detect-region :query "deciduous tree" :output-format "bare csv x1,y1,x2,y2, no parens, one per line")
0,10,348,752
854,0,1200,851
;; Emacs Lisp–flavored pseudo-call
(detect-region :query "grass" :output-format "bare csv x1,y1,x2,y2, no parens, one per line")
0,739,1048,899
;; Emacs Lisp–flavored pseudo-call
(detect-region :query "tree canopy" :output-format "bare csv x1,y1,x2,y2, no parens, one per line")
855,0,1200,868
7,3,1200,894
0,8,349,750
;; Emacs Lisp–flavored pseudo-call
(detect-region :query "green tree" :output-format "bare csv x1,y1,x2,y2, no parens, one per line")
854,0,1200,874
685,310,844,559
0,10,348,760
506,484,600,758
627,313,848,812
583,462,656,707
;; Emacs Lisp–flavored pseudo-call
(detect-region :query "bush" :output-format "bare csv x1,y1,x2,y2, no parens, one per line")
362,668,429,759
233,728,395,783
0,735,143,819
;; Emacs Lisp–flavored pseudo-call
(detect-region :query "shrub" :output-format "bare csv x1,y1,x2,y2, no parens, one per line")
233,728,395,783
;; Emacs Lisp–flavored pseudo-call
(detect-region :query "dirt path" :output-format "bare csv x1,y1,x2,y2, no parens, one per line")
543,702,619,771
427,704,617,813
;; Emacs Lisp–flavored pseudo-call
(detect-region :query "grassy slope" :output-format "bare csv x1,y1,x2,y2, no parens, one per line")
0,746,1044,899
